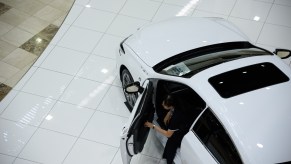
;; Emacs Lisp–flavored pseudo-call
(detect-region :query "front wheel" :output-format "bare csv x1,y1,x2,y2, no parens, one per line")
121,69,138,110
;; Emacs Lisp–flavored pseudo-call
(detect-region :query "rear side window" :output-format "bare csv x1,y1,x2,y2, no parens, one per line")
209,62,289,98
193,109,242,164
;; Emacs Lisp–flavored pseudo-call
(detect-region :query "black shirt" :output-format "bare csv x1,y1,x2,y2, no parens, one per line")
167,109,187,145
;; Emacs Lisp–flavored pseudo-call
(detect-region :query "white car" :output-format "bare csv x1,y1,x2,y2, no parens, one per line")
117,17,291,164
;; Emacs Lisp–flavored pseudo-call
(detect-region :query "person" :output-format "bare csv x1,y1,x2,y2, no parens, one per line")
144,94,186,164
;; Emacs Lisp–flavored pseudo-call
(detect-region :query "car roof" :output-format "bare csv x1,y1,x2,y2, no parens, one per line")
188,55,291,163
125,17,250,67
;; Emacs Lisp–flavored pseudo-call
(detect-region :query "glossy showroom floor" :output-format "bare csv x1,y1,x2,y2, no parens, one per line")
1,0,291,163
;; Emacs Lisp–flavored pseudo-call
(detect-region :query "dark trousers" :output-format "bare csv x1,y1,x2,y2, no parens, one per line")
162,137,181,164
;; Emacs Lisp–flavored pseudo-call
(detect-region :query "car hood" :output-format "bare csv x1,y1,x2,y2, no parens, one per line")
125,17,250,67
191,56,291,163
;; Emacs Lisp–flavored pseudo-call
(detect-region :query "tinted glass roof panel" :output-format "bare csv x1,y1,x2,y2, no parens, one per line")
208,62,289,98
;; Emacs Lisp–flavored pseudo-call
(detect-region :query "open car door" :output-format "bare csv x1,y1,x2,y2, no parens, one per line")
120,80,155,164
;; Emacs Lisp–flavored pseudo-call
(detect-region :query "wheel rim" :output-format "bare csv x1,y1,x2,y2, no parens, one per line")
122,71,137,108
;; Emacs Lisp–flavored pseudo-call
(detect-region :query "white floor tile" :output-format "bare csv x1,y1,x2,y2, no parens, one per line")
33,45,55,67
58,26,103,53
98,86,130,117
21,68,73,99
76,55,116,84
92,34,124,59
40,46,89,75
0,154,15,164
13,66,37,91
257,23,291,49
75,0,90,6
60,77,110,109
1,92,56,126
152,4,194,22
63,5,84,25
0,90,18,114
255,0,274,3
73,8,116,32
14,158,40,164
112,76,122,87
110,149,123,164
230,0,271,22
88,0,127,13
266,4,291,27
164,0,199,7
40,101,94,136
107,15,149,37
0,119,37,156
49,24,70,45
81,111,128,147
196,0,236,15
228,17,264,43
63,139,118,164
120,0,161,20
274,0,291,6
19,128,77,164
192,10,228,19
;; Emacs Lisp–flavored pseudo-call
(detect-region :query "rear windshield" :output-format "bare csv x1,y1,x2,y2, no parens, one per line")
209,62,289,98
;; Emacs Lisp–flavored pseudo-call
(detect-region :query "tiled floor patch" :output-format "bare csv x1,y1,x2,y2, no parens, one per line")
20,24,59,56
0,2,11,15
20,34,51,56
0,83,12,101
38,24,59,41
0,0,70,101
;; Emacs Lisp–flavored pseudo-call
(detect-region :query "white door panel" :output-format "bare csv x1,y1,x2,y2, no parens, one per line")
120,90,145,164
120,133,134,164
181,132,217,164
120,80,154,164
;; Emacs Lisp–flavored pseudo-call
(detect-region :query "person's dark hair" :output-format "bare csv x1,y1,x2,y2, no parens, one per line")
163,94,175,107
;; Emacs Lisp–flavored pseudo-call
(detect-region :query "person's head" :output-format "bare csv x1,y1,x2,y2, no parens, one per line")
162,94,175,110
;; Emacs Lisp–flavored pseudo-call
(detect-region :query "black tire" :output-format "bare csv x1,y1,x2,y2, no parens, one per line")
121,69,138,110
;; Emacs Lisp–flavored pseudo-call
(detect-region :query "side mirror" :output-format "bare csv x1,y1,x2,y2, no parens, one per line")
274,49,291,59
124,82,144,94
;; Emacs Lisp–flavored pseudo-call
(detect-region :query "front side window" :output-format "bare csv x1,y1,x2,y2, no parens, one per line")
154,80,206,130
193,109,242,164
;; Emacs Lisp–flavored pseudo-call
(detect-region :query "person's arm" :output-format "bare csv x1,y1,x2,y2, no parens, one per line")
144,121,174,138
163,111,172,126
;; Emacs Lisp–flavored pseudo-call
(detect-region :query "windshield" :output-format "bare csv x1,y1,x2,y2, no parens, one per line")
155,42,272,78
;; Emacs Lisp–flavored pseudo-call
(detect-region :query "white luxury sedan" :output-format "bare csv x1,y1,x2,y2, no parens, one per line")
117,17,291,164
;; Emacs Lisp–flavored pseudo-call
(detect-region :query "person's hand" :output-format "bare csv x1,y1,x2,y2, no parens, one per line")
144,121,153,128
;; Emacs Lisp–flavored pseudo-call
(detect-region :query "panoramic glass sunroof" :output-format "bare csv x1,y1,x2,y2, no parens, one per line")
209,62,289,98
